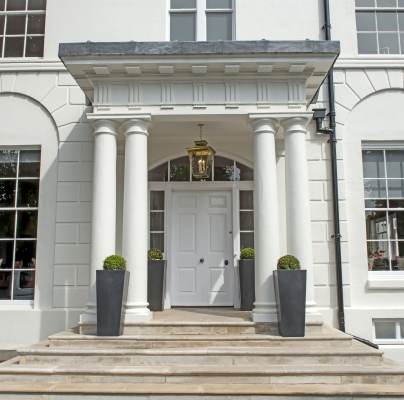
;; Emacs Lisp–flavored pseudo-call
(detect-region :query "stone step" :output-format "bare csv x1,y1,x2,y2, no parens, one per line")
78,320,328,336
0,382,403,399
47,332,354,349
13,344,383,366
0,363,403,385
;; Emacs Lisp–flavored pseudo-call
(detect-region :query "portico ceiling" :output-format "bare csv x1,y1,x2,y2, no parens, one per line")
59,40,340,115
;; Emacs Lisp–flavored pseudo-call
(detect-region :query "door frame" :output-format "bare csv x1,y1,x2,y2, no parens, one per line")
148,181,254,309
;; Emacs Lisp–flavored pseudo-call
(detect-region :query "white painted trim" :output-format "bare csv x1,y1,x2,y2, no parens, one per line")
336,57,404,69
0,60,65,71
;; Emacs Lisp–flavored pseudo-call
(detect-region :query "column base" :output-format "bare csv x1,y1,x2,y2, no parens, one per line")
252,303,278,322
124,304,152,322
79,304,97,324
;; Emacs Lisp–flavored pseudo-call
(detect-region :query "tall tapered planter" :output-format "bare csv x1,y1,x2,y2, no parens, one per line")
148,260,166,311
273,269,306,337
238,259,255,311
96,270,129,336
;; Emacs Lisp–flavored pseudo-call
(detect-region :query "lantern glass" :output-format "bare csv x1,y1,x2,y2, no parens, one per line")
187,140,215,180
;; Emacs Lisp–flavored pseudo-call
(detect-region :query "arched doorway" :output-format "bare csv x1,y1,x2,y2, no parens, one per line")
148,155,254,308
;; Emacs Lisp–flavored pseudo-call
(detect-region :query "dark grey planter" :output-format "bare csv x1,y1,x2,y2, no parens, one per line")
238,259,255,311
273,269,306,337
148,260,166,311
96,270,129,336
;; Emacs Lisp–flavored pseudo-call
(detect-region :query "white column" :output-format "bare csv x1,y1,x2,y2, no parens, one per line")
282,117,319,321
251,118,280,322
80,119,117,324
122,118,152,321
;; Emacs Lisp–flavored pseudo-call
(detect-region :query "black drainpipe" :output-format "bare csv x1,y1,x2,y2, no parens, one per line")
322,0,346,332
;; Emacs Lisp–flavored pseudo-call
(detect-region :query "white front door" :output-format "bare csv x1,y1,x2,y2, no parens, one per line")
171,191,234,306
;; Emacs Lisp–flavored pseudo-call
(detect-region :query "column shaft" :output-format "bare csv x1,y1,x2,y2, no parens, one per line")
122,119,151,321
283,117,317,318
81,120,117,323
252,118,280,322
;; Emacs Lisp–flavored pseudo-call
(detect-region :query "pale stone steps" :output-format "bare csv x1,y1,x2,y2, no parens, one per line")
14,342,383,366
48,331,353,349
0,382,403,399
1,362,403,384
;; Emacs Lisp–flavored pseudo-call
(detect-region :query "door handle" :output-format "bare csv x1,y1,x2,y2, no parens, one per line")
224,260,229,266
200,258,204,264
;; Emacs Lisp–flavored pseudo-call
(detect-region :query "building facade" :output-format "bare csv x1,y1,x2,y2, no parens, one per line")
1,0,404,362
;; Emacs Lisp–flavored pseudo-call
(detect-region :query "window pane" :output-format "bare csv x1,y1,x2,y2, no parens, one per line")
240,232,254,249
398,12,404,29
377,0,397,6
148,162,168,182
236,162,254,181
0,150,17,177
150,212,164,231
27,14,45,34
388,179,404,197
0,0,4,10
386,150,404,178
240,191,253,210
170,13,196,41
0,180,15,207
0,211,15,238
240,211,254,231
17,180,39,207
171,0,196,8
6,15,26,34
170,156,190,181
389,199,404,207
365,199,387,208
366,210,388,240
0,15,5,34
0,271,11,299
389,211,404,239
150,191,164,211
150,233,164,252
368,241,390,270
358,32,379,53
0,240,13,268
28,0,46,10
4,36,24,57
6,0,26,10
378,32,400,53
17,210,37,238
391,241,404,270
214,156,234,181
13,270,34,300
25,35,43,57
364,179,387,198
400,321,404,337
206,13,232,40
363,150,385,178
375,321,396,339
357,0,376,5
399,0,404,6
15,240,36,268
19,150,40,177
207,0,232,8
356,11,377,30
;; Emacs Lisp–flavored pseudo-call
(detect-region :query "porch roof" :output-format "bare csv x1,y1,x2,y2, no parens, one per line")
58,40,340,113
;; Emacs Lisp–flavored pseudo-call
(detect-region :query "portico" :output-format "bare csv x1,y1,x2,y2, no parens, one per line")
58,40,339,324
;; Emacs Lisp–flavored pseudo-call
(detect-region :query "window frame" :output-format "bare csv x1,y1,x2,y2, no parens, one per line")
355,0,404,55
362,143,404,277
373,318,404,345
168,0,235,42
0,0,46,59
0,147,40,305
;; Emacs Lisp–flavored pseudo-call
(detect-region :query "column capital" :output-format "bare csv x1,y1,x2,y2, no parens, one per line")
281,116,311,134
92,119,118,136
121,117,151,137
249,117,279,135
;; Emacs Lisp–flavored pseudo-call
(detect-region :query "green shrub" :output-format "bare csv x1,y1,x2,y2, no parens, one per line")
148,248,163,261
103,255,126,270
277,255,300,270
240,247,255,260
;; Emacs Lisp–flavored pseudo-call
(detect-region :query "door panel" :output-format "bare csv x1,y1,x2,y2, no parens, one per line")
171,191,234,306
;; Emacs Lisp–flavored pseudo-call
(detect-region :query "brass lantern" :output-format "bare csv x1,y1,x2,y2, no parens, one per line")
187,124,216,180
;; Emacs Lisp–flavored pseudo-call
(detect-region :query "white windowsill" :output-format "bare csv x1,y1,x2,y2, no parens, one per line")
367,274,404,289
0,58,65,72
